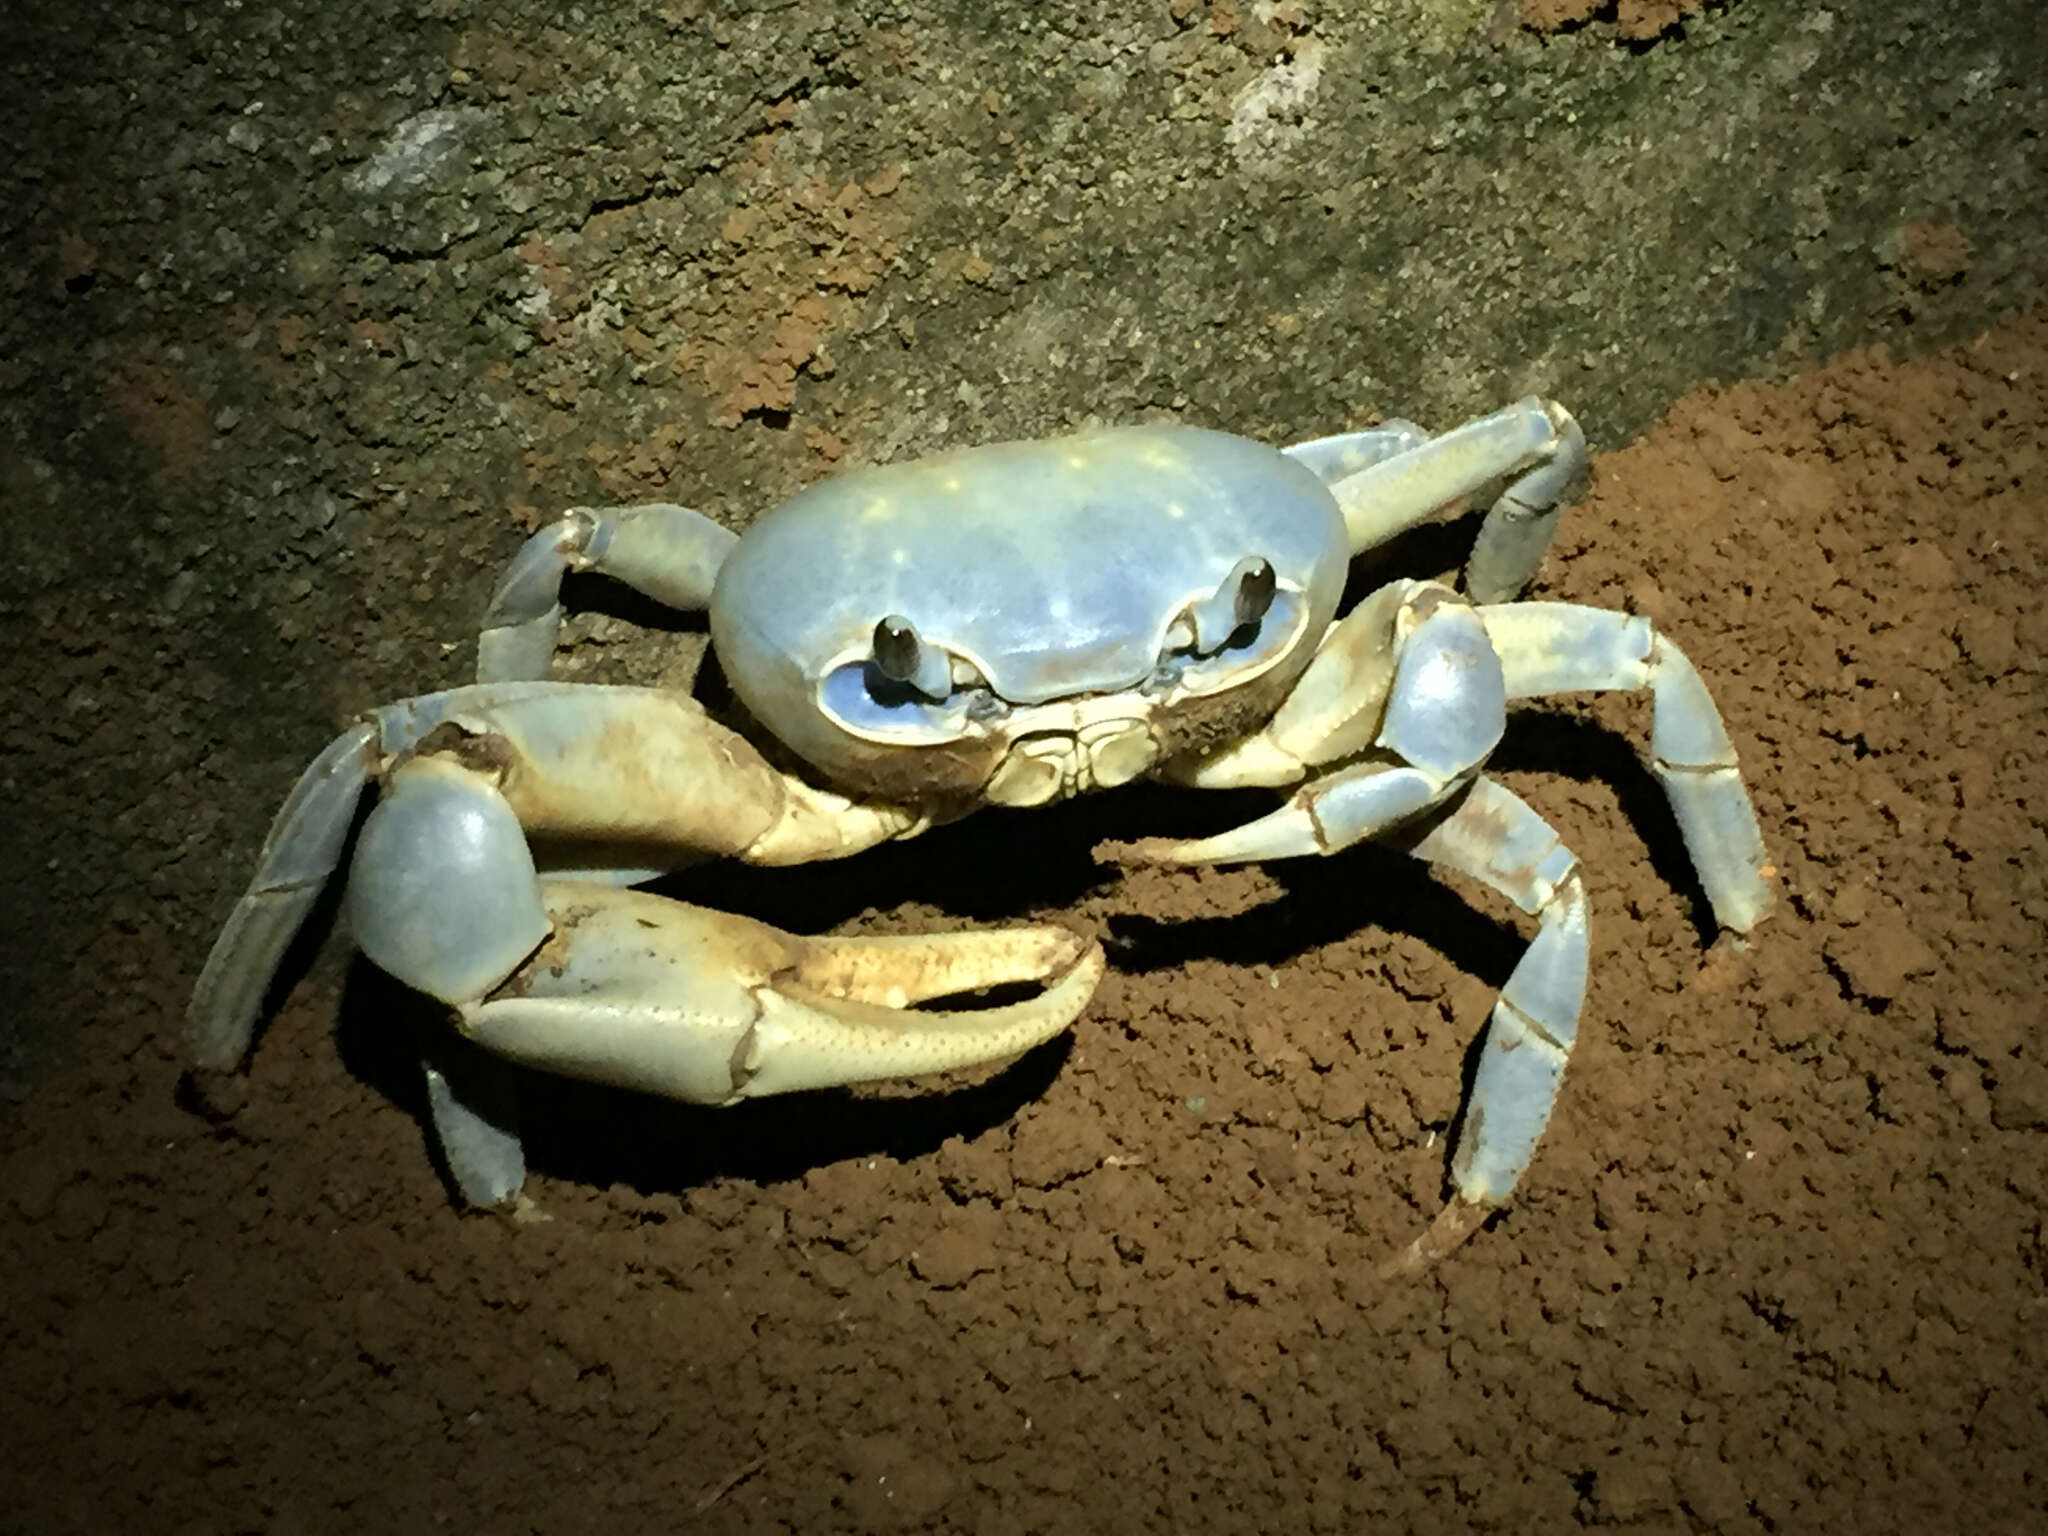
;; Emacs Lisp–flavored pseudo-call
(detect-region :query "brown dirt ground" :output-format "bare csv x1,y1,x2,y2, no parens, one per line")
1516,0,1707,42
5,315,2047,1533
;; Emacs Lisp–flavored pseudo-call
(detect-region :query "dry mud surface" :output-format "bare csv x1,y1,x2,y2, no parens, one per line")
4,315,2047,1532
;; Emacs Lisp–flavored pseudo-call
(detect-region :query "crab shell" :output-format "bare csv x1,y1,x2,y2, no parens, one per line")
708,424,1351,807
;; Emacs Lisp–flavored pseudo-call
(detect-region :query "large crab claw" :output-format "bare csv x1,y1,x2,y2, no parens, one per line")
462,883,1104,1106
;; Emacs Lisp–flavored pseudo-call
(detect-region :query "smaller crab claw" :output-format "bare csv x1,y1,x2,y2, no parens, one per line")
459,884,1103,1105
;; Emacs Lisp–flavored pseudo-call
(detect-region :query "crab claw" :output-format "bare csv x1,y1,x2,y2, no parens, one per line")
457,883,1103,1104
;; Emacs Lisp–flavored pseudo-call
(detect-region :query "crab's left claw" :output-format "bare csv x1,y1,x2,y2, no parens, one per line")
459,884,1104,1106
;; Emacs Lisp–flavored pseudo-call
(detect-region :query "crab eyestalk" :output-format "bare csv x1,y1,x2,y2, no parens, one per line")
873,614,954,699
1184,556,1277,653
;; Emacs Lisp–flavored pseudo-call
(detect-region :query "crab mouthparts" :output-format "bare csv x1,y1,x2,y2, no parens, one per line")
984,718,1159,807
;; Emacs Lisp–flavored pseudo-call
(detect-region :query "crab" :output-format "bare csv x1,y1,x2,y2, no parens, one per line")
189,397,1773,1272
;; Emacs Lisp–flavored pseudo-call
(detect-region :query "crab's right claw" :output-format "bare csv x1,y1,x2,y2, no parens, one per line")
458,885,1104,1104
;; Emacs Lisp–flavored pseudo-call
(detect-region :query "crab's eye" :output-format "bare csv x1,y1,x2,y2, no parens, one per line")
869,613,953,700
1179,555,1279,654
874,616,920,682
1233,557,1276,628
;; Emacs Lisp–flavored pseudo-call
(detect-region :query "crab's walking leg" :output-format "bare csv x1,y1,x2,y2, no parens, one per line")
1478,604,1774,933
1111,582,1505,865
1286,399,1588,602
420,1043,529,1211
1379,777,1589,1276
477,504,738,682
1113,590,1592,1270
187,722,380,1072
1110,580,1775,1274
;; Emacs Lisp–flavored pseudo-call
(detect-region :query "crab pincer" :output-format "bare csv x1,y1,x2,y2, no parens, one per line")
470,887,1103,1106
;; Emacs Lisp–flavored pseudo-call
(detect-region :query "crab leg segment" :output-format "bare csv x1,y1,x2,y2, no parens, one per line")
1117,583,1505,865
1478,604,1774,933
187,721,380,1071
1292,398,1587,602
369,682,922,868
1280,419,1429,484
477,503,738,683
343,754,555,1002
421,1052,527,1210
1381,776,1590,1275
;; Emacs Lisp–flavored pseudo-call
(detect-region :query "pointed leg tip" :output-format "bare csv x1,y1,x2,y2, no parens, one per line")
185,961,265,1074
184,1020,249,1078
177,1063,251,1124
451,1174,532,1214
1711,897,1774,947
1377,1200,1494,1281
504,1192,551,1225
